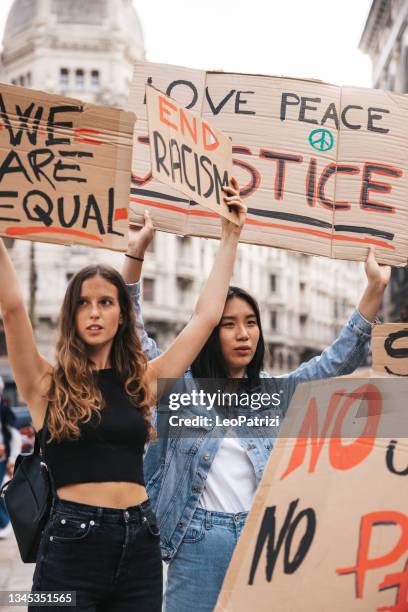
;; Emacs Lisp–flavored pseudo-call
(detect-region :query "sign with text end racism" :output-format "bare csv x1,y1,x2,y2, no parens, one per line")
0,83,135,251
215,376,408,612
146,85,238,225
372,323,408,377
128,61,408,265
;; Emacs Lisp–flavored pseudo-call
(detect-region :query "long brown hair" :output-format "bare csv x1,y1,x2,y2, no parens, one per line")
47,265,153,441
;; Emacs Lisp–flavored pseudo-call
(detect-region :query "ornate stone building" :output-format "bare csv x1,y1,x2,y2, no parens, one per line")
0,0,145,367
0,0,365,380
360,0,408,319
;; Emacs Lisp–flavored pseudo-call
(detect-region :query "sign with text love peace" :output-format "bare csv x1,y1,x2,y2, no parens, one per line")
216,376,408,612
372,323,408,376
0,83,135,250
128,61,408,265
146,85,238,224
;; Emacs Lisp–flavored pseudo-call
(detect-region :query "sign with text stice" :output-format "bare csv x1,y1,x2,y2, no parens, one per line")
0,83,135,250
128,61,408,265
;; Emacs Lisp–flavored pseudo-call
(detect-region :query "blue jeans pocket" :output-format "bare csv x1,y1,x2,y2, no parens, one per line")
182,519,205,543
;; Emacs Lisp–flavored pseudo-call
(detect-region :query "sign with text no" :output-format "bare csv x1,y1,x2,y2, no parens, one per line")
216,376,408,611
0,83,136,250
146,85,237,224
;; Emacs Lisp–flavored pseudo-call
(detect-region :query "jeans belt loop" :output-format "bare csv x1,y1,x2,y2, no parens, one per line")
96,507,103,519
204,511,212,530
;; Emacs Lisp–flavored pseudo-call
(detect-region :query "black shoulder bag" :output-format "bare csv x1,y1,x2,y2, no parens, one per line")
0,405,54,563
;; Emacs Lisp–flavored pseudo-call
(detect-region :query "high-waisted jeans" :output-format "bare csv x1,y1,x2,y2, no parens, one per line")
30,497,163,612
164,506,248,612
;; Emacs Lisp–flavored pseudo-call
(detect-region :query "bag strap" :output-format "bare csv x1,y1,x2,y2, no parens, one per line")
33,402,50,456
35,403,57,496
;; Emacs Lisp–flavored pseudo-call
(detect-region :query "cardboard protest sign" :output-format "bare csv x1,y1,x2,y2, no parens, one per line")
0,83,135,250
146,85,238,224
128,61,408,265
215,376,408,611
372,323,408,376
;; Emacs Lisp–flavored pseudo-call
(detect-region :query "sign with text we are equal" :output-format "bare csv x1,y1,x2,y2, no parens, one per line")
0,83,135,250
146,85,237,224
129,61,408,265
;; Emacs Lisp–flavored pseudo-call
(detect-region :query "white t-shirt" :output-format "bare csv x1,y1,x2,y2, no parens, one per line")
198,437,257,513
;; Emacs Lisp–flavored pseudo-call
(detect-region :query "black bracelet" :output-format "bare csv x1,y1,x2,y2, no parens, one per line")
125,253,144,262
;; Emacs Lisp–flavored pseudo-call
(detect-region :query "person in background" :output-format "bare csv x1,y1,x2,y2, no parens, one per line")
0,375,22,539
122,214,391,612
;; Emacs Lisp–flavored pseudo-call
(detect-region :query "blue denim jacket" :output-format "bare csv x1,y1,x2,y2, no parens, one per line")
129,283,372,561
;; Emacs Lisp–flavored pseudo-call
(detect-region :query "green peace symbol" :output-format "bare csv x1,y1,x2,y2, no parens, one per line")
308,128,334,152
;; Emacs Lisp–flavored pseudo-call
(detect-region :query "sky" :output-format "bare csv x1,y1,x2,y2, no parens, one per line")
0,0,374,88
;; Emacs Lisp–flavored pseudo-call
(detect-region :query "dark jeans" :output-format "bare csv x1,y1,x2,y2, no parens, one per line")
30,498,163,611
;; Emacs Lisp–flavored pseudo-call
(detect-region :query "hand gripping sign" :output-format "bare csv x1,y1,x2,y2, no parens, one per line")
215,375,408,612
146,85,238,225
128,61,408,265
0,83,135,250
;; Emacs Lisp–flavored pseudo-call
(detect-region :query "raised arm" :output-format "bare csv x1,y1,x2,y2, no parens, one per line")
121,212,161,360
283,247,390,403
0,238,51,427
147,178,245,387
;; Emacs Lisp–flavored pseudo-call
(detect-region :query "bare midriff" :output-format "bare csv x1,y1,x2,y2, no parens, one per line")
57,482,148,509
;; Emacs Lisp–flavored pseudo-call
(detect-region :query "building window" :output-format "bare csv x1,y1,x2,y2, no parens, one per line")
91,70,100,88
268,344,275,368
270,310,277,330
75,69,85,89
269,274,276,293
11,78,17,86
177,277,193,306
143,278,155,302
26,72,32,87
177,235,192,259
287,354,293,369
19,75,25,86
66,272,74,285
60,68,69,88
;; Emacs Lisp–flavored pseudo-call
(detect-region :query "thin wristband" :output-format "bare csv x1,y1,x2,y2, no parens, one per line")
125,253,144,262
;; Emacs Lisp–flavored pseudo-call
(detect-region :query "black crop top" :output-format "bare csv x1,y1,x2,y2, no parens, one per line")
40,369,148,489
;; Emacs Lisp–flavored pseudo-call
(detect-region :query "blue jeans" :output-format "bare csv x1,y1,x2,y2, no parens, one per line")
30,498,163,611
0,461,9,528
165,507,248,612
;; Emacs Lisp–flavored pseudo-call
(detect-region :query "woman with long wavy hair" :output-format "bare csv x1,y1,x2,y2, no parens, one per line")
0,179,245,611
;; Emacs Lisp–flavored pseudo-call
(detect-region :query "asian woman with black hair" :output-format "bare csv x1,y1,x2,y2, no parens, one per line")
122,205,390,612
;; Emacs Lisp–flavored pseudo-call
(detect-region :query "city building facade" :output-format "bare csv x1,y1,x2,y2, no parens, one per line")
360,0,408,320
0,0,365,382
